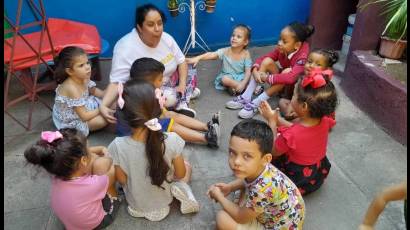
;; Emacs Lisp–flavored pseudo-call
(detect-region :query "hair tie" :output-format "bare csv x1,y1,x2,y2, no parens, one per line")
41,131,63,143
144,118,162,131
118,82,125,109
302,67,333,88
155,88,166,109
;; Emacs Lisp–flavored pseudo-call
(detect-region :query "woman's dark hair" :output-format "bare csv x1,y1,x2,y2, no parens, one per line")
53,46,87,84
231,119,273,155
130,57,165,82
296,76,338,118
135,3,167,29
287,21,315,42
311,49,339,67
24,128,88,180
120,81,169,188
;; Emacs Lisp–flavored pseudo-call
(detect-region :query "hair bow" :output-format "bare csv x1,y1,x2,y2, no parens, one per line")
155,88,166,109
41,131,63,143
302,68,333,88
144,118,162,131
118,82,125,109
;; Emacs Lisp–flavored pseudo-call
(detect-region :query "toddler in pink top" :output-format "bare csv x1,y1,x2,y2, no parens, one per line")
259,68,338,196
24,128,120,230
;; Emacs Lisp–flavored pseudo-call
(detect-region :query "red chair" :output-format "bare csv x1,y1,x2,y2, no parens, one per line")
4,0,102,130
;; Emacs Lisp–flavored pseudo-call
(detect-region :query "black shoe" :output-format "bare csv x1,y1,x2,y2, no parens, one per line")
175,104,196,118
205,123,220,148
207,111,221,130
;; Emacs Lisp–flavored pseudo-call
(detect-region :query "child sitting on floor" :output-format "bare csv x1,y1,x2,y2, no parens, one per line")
225,21,314,119
186,24,252,95
52,46,107,136
207,119,305,230
116,57,221,148
278,49,339,120
24,128,120,229
259,68,338,195
109,81,199,221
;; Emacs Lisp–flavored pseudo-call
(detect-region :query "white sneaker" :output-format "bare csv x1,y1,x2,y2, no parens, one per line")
190,88,201,100
127,205,170,221
171,181,200,214
175,102,196,118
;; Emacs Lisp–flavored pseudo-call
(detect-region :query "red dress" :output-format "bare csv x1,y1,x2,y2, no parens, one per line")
273,116,335,195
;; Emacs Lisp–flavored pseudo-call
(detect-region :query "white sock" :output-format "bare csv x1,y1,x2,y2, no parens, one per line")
241,78,257,101
252,92,270,106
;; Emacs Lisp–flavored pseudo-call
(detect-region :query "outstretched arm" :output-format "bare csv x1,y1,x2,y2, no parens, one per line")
359,181,407,229
186,52,218,67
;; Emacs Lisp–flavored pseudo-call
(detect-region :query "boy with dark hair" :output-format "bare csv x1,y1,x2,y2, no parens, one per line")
207,119,305,229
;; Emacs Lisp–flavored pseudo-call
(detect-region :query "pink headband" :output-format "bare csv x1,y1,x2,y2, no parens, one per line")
41,131,63,143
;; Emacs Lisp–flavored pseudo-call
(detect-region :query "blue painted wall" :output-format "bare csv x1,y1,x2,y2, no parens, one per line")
5,0,311,57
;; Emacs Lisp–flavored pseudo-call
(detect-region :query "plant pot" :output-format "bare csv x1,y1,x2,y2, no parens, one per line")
379,36,407,59
168,8,179,17
205,0,216,13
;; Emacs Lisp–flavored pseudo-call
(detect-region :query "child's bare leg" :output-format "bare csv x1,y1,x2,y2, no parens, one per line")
164,110,208,131
265,84,285,97
180,161,192,183
259,57,280,74
216,210,238,230
221,76,241,90
172,122,207,144
88,115,108,131
92,157,118,197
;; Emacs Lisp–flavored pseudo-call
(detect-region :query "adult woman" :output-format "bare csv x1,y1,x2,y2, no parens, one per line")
100,3,199,122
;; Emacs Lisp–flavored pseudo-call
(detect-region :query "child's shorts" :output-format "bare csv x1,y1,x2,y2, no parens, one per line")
116,114,174,136
93,195,121,229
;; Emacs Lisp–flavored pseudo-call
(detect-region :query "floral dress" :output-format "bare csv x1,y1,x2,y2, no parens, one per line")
244,163,305,229
52,80,100,136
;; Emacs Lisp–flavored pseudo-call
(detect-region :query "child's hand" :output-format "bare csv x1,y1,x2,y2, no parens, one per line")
253,71,263,83
176,84,186,96
207,185,224,202
214,183,232,197
259,72,268,83
186,57,199,67
259,101,279,124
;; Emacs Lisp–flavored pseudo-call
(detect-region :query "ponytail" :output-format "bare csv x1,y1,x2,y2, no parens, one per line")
121,81,170,188
146,129,170,188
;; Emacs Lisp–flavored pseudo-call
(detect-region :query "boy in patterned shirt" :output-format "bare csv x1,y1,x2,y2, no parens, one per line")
207,119,305,230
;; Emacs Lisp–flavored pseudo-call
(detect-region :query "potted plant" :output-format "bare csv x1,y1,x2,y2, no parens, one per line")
205,0,217,13
168,0,179,17
359,0,407,59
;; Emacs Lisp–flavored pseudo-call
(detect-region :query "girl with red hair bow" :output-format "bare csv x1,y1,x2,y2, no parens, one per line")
258,66,338,196
279,49,339,121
